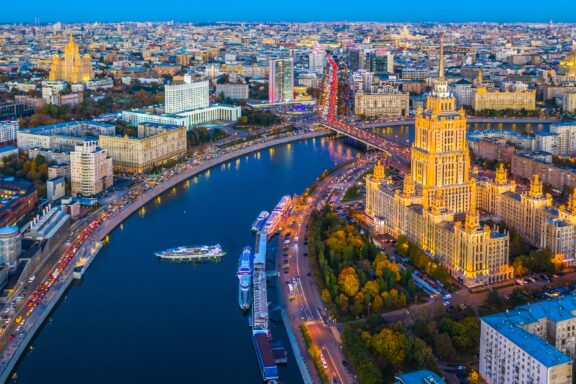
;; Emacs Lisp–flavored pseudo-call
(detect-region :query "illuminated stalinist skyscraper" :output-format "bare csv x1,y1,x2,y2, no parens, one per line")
366,35,513,287
49,33,94,83
410,34,474,213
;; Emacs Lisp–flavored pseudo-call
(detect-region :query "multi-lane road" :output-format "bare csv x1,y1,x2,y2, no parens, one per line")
277,155,376,384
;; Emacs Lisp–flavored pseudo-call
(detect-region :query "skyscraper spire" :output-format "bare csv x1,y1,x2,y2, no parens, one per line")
431,33,449,98
438,33,445,80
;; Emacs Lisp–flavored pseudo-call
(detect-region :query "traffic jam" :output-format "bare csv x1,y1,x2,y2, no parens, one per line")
22,213,109,319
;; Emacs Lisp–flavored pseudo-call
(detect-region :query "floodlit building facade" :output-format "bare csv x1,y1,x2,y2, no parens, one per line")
472,88,536,112
99,123,187,173
122,75,240,128
475,155,576,267
49,34,94,83
165,76,209,114
366,39,513,287
354,90,409,118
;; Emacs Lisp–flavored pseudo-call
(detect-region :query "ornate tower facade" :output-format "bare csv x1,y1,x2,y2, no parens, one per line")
49,33,94,83
410,34,473,213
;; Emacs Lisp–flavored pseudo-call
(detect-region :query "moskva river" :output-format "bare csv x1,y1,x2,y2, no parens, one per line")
12,137,357,384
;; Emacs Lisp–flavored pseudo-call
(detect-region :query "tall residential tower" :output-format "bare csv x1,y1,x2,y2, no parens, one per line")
269,58,294,103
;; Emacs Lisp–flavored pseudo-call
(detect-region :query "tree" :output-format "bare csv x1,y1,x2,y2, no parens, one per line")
434,332,456,361
370,328,406,366
513,257,528,276
338,266,360,297
373,253,400,280
342,324,382,384
486,289,503,309
336,293,349,314
362,280,380,297
321,288,332,305
371,295,383,312
467,369,480,384
413,337,439,372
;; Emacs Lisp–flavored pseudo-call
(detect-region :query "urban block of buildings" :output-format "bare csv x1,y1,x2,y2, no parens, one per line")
17,120,115,152
0,178,38,228
354,87,410,119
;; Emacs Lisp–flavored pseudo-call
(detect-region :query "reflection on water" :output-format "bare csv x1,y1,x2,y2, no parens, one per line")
373,122,549,144
13,137,356,384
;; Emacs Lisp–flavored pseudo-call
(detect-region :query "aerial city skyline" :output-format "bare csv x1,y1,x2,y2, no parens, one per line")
1,9,576,384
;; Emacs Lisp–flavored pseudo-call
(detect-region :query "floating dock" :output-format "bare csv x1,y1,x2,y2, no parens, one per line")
251,230,280,381
252,232,269,333
253,333,279,381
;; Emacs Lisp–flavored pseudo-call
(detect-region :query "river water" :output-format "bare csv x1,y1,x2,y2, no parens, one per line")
10,122,542,383
11,138,357,384
372,122,549,146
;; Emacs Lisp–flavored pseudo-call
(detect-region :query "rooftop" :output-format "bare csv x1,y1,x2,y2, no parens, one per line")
395,370,446,384
482,294,576,368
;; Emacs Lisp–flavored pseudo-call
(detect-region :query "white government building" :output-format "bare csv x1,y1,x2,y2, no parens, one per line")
122,75,241,128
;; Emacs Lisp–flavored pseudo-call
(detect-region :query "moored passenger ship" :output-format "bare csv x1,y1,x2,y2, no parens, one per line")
237,246,253,311
262,196,292,235
155,244,225,260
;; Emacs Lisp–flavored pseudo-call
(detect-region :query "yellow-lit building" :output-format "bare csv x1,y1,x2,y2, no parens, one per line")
354,91,409,119
478,165,576,267
49,34,94,83
472,87,536,112
366,38,513,287
99,124,187,173
559,48,576,76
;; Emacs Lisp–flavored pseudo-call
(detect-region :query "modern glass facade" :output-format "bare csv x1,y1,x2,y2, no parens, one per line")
268,59,294,103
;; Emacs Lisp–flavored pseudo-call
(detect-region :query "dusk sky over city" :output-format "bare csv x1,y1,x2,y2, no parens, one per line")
2,0,576,22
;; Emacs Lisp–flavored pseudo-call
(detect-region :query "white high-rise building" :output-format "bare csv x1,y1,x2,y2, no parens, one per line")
70,141,113,197
550,123,576,155
269,58,294,104
308,45,326,73
0,120,18,145
449,79,474,107
164,76,209,114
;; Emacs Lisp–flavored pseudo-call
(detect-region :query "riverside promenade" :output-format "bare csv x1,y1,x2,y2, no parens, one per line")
0,129,329,384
